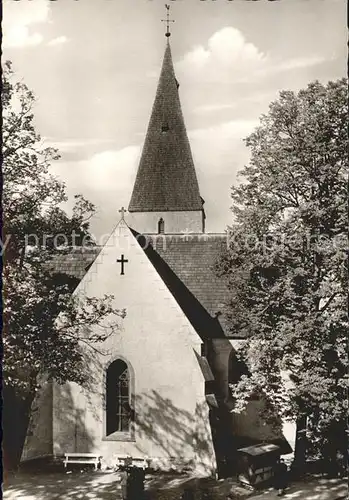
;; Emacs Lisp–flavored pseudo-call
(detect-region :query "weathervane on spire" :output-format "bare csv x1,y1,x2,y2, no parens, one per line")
161,4,175,38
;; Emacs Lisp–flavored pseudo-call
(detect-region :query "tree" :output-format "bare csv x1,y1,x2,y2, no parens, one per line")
216,79,348,472
2,61,125,467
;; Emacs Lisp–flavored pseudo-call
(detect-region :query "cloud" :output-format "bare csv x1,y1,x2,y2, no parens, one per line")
189,119,257,144
47,36,68,47
177,27,327,85
53,121,254,203
195,103,238,114
50,121,255,237
46,137,116,150
189,120,256,178
52,145,141,206
3,0,49,48
177,27,267,83
51,145,141,236
271,56,327,72
193,93,278,117
42,138,120,162
187,120,256,231
86,148,141,192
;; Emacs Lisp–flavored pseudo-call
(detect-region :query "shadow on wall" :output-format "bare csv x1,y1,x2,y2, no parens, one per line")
52,382,97,457
51,339,113,457
21,343,106,467
207,342,292,475
135,390,214,473
24,375,216,473
227,350,292,456
22,381,97,467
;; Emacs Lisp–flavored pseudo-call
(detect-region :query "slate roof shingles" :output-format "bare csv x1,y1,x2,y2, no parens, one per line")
145,234,228,318
47,234,232,336
128,42,202,213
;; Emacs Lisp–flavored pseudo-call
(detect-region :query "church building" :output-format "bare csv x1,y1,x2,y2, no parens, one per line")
22,29,294,476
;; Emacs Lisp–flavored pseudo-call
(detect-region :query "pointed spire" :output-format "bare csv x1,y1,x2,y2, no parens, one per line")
129,41,202,213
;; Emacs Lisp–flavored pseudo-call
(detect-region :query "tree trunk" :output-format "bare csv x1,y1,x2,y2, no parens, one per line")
292,415,307,477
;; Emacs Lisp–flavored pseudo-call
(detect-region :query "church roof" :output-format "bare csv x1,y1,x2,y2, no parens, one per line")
133,232,230,339
142,234,228,320
46,247,101,282
47,233,235,337
128,41,202,212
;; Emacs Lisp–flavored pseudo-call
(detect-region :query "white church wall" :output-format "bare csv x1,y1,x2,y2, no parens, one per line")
52,381,92,456
51,221,216,475
21,377,53,461
230,399,283,442
214,339,296,454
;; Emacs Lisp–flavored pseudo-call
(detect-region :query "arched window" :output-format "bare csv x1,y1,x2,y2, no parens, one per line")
158,217,165,234
106,359,132,436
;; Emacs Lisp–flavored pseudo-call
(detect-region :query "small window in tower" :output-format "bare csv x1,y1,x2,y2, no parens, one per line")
158,218,165,234
161,124,169,133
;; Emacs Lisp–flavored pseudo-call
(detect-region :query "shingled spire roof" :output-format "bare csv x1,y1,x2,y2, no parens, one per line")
129,41,203,212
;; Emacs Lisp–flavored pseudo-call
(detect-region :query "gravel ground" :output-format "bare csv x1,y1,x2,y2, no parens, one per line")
2,471,248,500
2,471,347,500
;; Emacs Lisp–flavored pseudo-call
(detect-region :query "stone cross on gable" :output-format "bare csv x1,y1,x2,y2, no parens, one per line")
119,206,127,220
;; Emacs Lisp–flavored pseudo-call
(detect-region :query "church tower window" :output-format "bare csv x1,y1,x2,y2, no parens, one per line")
106,359,132,436
158,217,165,234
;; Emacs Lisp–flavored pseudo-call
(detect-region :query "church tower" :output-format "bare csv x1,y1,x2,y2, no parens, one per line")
128,38,205,234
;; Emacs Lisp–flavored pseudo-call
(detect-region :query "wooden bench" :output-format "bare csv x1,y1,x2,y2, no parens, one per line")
115,455,149,470
63,453,102,470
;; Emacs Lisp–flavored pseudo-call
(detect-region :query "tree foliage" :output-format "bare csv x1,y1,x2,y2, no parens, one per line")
216,79,348,461
2,60,125,397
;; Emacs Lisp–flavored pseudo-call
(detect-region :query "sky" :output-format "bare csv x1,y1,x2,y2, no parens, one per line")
3,0,347,238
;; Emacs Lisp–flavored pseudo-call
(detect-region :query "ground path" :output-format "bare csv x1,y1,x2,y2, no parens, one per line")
2,472,347,500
